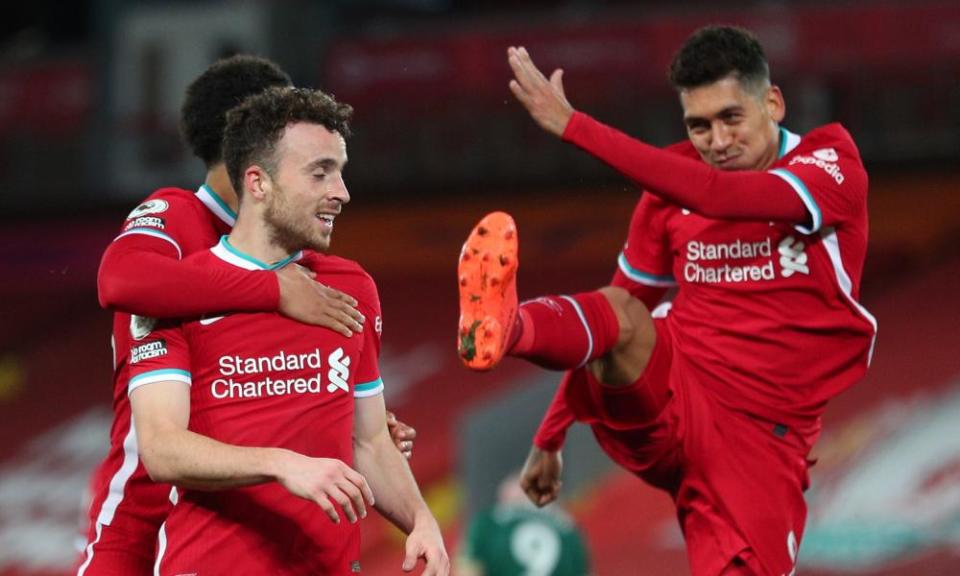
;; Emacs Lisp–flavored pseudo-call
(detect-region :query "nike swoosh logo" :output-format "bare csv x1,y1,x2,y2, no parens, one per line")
199,316,225,326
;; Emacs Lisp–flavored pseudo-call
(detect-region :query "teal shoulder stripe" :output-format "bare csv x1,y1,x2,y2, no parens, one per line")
770,168,822,233
130,368,191,384
617,252,675,285
355,377,383,392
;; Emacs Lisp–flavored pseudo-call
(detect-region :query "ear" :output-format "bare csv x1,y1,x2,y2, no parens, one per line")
765,85,786,123
243,165,271,202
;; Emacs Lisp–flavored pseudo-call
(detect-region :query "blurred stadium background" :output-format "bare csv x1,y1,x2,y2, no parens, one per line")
1,0,959,574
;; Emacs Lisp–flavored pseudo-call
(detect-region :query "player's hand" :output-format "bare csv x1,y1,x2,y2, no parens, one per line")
402,516,450,575
273,452,375,524
520,445,563,507
507,45,575,137
386,410,417,459
276,264,365,337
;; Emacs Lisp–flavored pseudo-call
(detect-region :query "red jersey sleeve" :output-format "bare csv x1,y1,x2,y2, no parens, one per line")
610,193,673,308
533,373,577,452
98,190,279,318
562,112,809,225
126,319,192,396
768,124,868,234
352,271,384,398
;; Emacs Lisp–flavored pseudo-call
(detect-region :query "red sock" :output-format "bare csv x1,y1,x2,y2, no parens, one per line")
508,291,620,370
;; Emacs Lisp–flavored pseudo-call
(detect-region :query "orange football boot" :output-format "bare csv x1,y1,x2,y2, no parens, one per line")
457,211,519,371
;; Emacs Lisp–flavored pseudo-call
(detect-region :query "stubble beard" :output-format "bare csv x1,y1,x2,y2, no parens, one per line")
264,185,330,254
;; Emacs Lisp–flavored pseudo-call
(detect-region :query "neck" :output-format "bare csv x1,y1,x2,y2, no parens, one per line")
204,165,239,214
756,124,781,171
227,218,296,268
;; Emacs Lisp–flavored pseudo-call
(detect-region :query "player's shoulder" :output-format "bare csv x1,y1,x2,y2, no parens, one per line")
636,189,673,214
631,141,696,214
795,123,862,160
803,122,856,143
302,251,371,277
128,187,201,215
302,252,379,301
187,245,222,265
121,187,205,229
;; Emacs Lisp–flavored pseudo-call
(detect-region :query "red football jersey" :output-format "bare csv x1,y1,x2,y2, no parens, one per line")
617,124,877,434
79,185,236,573
127,238,383,575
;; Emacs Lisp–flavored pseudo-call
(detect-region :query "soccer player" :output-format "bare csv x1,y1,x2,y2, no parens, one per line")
127,86,448,575
457,471,590,576
78,55,415,575
458,26,876,576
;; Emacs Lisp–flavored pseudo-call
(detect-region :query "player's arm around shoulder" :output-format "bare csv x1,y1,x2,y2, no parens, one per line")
99,188,280,319
354,394,450,575
98,190,193,308
113,188,199,249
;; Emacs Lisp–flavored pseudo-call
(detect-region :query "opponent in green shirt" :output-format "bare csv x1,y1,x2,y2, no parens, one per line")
458,473,590,576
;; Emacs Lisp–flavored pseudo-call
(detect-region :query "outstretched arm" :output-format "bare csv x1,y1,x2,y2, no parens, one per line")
561,112,808,223
354,394,449,575
507,46,573,138
507,45,809,225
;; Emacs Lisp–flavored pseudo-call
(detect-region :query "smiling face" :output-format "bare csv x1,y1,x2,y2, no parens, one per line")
262,122,349,253
680,75,785,172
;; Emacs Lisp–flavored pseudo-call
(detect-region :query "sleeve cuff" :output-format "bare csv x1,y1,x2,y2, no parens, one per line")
129,369,191,394
264,270,282,312
560,110,592,144
617,252,676,287
533,430,567,452
354,377,384,398
769,168,823,234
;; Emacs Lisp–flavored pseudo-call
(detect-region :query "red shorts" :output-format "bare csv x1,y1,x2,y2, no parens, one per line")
75,520,157,576
565,318,810,576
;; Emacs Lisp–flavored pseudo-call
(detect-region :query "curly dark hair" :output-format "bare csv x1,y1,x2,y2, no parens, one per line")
180,55,292,167
223,86,353,195
668,25,770,94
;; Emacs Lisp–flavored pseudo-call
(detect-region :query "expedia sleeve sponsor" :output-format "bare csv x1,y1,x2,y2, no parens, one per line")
788,151,845,185
131,340,168,364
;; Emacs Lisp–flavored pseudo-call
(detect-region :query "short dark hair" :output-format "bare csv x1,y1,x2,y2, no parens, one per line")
180,55,292,167
668,25,770,94
223,87,353,195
